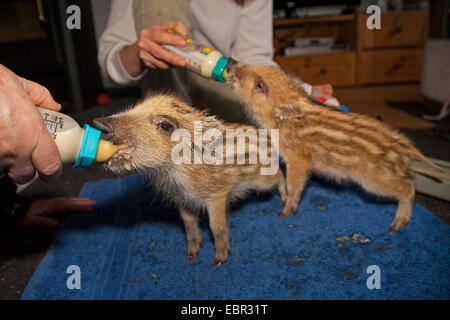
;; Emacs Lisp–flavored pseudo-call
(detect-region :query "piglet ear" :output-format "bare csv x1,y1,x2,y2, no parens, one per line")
192,115,224,152
202,116,223,132
273,103,303,120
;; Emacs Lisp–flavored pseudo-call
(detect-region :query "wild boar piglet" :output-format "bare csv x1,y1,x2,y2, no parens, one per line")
94,94,285,266
228,62,442,233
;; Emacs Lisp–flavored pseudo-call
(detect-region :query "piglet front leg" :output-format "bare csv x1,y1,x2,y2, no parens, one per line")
207,196,231,267
279,155,312,217
180,208,203,262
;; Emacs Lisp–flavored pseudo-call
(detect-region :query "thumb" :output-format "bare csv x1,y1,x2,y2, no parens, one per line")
19,77,62,111
161,20,189,37
31,129,62,182
173,21,189,37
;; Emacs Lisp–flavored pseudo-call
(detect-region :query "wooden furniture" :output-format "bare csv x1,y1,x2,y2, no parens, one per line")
273,10,429,86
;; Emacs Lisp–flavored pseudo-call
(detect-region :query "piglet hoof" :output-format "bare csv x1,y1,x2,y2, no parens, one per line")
186,240,203,262
212,248,231,267
278,206,297,217
389,218,409,234
187,252,199,262
213,259,226,267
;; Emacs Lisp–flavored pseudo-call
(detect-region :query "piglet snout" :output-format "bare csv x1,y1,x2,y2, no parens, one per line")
93,117,115,140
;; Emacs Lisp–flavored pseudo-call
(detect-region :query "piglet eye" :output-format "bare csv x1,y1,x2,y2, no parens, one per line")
256,81,262,90
159,122,172,131
255,78,267,93
152,115,178,135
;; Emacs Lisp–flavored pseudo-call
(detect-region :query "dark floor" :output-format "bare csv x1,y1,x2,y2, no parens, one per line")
0,95,449,300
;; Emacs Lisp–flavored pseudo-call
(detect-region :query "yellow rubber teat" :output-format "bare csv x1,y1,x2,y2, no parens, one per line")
222,69,229,80
95,139,129,162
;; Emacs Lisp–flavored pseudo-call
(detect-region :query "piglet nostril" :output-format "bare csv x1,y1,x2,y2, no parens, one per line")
227,57,237,72
228,57,237,65
93,117,114,140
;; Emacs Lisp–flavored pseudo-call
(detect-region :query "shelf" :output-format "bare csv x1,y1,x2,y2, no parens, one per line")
273,14,355,27
275,50,355,58
273,10,427,85
274,52,356,86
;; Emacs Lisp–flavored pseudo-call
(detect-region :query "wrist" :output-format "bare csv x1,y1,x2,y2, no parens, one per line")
119,43,145,78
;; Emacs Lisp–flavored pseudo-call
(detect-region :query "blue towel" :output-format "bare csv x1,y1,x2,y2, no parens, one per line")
22,174,449,299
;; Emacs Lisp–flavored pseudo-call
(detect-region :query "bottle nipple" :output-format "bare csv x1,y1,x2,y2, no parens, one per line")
95,139,129,162
222,70,229,80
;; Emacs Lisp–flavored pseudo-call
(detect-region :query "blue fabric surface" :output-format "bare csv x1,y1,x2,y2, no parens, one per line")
22,174,449,299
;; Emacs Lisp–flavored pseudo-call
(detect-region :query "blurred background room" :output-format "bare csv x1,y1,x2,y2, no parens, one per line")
0,0,448,299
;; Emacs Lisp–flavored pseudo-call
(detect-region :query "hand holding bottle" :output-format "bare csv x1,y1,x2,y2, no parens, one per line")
120,20,189,77
0,64,62,184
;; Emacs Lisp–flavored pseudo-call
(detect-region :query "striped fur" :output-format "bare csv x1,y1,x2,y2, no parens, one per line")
228,63,433,233
95,94,286,266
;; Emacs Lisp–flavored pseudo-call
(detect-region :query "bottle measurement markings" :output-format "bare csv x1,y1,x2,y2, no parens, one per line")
42,112,64,139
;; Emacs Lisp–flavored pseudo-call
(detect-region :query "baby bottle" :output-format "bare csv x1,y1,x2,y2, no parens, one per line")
38,108,128,168
293,78,349,112
163,30,228,83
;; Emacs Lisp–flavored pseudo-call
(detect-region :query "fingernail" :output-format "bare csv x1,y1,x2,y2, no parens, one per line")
40,164,62,182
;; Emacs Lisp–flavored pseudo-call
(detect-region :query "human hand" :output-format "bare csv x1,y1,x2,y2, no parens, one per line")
314,84,334,96
0,64,62,184
20,197,97,228
127,20,188,73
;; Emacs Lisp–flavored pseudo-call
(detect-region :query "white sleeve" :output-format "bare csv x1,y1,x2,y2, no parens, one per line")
231,0,277,67
97,0,146,85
